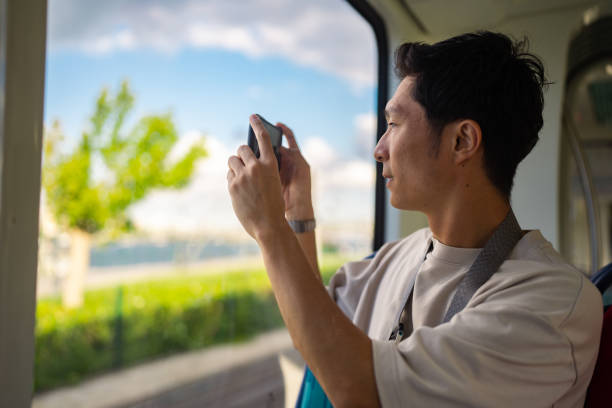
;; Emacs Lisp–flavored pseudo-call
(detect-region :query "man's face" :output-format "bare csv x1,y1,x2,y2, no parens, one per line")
373,76,453,212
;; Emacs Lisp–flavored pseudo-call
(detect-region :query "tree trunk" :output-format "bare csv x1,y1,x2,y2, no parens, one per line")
62,228,91,308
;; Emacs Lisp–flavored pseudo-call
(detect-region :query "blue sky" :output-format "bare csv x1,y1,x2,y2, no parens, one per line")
42,0,378,243
45,48,374,156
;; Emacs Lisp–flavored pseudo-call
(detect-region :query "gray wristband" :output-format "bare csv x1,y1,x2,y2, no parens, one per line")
288,219,316,233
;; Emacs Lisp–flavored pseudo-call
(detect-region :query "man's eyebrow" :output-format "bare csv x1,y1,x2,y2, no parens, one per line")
385,105,400,119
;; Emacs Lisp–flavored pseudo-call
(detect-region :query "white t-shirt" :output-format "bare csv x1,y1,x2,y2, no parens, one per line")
328,228,602,408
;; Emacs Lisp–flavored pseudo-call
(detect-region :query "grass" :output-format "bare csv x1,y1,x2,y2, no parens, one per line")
34,254,351,392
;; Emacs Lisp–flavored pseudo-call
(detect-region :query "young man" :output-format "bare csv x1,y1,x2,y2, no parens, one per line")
227,32,602,407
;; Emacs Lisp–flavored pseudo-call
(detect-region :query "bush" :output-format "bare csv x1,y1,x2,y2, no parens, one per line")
34,257,346,392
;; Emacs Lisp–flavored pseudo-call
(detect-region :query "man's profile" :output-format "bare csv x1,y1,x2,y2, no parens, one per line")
227,31,603,407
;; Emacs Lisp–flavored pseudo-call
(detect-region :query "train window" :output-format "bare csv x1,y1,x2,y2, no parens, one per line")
561,57,612,275
35,0,377,406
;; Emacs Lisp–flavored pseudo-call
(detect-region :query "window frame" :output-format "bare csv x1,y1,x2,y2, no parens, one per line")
346,0,389,251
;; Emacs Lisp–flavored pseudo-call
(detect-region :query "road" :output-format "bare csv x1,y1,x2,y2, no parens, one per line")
33,329,305,408
116,353,295,408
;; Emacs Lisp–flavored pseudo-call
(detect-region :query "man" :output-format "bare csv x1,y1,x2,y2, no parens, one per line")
227,32,602,407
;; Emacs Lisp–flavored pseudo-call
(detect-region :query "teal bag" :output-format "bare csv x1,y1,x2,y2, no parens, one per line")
295,366,333,408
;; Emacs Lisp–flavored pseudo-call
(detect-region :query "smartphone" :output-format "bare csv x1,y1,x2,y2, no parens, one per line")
248,114,282,169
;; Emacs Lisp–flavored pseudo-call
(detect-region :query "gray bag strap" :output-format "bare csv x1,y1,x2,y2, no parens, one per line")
442,209,523,323
390,209,523,342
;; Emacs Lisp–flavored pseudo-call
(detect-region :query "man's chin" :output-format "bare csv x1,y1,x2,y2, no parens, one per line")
390,195,407,210
390,195,420,212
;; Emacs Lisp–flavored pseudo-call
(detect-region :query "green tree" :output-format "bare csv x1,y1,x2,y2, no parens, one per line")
42,81,207,307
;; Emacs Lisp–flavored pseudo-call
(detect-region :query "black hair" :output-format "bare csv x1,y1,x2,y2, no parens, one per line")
394,31,548,199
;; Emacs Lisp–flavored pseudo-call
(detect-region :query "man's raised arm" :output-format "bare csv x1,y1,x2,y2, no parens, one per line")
226,114,380,407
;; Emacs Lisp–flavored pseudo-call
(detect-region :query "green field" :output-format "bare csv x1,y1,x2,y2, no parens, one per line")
34,255,349,392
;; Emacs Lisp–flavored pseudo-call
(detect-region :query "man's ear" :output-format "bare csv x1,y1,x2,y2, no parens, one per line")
453,119,482,165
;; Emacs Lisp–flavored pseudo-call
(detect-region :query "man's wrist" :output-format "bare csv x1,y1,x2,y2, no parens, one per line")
285,204,314,220
288,218,316,233
255,219,293,246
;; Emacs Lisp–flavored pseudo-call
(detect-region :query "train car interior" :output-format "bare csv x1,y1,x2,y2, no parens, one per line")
1,0,611,407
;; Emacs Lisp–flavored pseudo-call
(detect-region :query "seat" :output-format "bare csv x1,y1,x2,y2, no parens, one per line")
585,263,612,407
590,263,612,300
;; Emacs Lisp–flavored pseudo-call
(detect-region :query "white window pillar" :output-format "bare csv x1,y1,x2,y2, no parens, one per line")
0,0,47,406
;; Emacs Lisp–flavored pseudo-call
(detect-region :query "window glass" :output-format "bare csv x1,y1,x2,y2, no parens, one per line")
35,1,377,406
561,58,612,275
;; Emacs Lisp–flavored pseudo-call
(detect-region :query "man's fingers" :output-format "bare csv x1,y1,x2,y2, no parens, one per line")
237,145,257,166
277,122,299,149
249,114,274,161
227,155,245,174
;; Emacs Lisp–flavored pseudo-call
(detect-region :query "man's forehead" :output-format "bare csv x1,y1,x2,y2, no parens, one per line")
386,77,417,117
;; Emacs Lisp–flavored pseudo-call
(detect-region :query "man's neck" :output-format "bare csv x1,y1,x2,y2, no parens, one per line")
426,189,510,248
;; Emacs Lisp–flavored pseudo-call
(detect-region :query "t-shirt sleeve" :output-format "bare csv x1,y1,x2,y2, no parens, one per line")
326,258,373,321
371,292,602,408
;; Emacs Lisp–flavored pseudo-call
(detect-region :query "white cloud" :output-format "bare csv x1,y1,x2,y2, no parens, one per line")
303,136,375,224
187,24,262,57
312,159,375,225
302,137,337,169
47,0,376,87
323,160,375,189
302,136,375,189
166,130,204,164
354,112,377,159
129,133,241,235
88,29,137,54
128,132,376,236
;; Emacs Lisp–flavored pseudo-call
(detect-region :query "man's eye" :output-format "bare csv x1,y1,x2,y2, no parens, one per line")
387,122,396,128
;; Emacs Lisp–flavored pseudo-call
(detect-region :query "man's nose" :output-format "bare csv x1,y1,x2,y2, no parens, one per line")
373,136,388,163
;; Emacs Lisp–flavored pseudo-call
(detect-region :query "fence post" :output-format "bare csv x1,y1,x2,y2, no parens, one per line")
112,285,124,368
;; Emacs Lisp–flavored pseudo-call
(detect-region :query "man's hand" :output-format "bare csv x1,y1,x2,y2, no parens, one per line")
227,114,287,241
276,123,314,220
